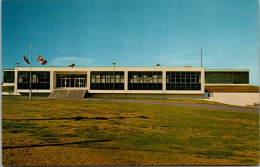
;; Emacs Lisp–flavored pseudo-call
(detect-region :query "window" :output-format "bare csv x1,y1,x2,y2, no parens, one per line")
18,71,50,90
128,72,162,90
120,75,124,83
205,71,249,84
96,75,100,83
106,75,110,83
116,74,120,83
153,74,158,83
101,75,105,83
91,75,95,83
18,75,23,83
90,72,124,90
32,74,37,83
4,71,15,83
166,72,201,91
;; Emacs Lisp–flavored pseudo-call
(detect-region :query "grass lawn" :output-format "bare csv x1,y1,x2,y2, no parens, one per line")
2,97,259,166
95,96,226,105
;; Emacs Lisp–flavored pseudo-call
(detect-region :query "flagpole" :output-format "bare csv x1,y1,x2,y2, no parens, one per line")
29,43,32,100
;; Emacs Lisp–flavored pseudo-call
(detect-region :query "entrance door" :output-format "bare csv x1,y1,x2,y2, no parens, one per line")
61,78,71,88
60,77,86,88
75,78,85,88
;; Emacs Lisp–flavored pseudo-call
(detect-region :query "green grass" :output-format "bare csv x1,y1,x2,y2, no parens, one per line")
93,96,225,105
20,93,50,97
2,97,259,166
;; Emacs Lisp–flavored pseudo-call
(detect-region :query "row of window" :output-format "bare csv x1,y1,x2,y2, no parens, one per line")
91,83,124,90
205,72,249,84
128,72,162,83
167,72,201,84
166,83,201,90
127,72,163,90
18,83,50,90
128,83,162,90
15,70,250,91
16,71,203,91
91,72,124,83
18,71,50,89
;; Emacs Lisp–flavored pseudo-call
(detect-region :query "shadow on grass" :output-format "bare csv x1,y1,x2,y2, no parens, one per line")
2,139,111,150
3,115,149,121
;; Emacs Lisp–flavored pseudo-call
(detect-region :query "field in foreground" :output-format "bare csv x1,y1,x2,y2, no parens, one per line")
2,97,259,166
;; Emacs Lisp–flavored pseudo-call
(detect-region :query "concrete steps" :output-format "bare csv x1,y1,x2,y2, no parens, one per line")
66,90,87,99
49,90,87,99
48,90,70,98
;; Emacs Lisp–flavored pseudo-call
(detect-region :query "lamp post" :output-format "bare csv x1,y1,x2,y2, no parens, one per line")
113,62,116,99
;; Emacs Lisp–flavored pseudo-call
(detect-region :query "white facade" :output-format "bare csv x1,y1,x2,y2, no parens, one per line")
13,66,205,95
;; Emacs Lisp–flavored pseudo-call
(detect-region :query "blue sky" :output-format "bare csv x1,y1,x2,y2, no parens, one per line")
2,0,259,85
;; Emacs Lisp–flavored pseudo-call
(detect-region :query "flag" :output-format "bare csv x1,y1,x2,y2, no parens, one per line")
23,54,30,64
38,55,47,65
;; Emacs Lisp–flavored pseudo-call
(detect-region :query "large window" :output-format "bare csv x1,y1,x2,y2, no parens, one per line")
90,72,124,90
4,71,15,83
18,71,50,89
128,72,162,90
205,71,249,84
166,72,201,90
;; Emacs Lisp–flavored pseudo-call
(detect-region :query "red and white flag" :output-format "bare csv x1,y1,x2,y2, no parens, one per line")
38,55,47,65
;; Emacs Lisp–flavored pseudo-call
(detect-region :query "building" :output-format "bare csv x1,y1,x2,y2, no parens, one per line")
4,66,258,106
3,66,251,99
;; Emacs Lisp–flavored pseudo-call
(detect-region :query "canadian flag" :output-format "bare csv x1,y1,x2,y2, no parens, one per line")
38,55,47,65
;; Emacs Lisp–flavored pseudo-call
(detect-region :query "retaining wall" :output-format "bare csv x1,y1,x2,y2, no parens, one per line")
207,93,259,106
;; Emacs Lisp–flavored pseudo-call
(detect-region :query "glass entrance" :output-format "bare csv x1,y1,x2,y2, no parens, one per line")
58,74,87,88
61,78,71,88
61,78,86,88
75,78,85,88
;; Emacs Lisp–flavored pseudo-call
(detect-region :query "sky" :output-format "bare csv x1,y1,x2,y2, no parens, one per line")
1,0,259,85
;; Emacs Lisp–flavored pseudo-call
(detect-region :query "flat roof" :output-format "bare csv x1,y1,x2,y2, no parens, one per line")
3,69,15,71
205,69,249,71
3,67,250,72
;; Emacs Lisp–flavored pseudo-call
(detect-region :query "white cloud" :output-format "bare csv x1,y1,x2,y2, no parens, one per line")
48,57,94,66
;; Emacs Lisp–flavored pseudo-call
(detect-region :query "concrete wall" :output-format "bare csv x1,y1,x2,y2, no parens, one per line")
206,92,259,106
86,93,209,99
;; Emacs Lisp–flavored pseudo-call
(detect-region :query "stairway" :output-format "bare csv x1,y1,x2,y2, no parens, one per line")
48,90,87,99
66,90,87,99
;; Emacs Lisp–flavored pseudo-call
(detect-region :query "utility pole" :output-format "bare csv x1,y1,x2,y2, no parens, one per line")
29,43,32,100
201,48,203,67
113,62,116,99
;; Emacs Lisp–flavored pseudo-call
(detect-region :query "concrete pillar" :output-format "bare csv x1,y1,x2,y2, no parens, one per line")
162,70,166,93
14,67,18,94
50,71,54,91
200,68,205,94
124,70,128,93
87,70,91,90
